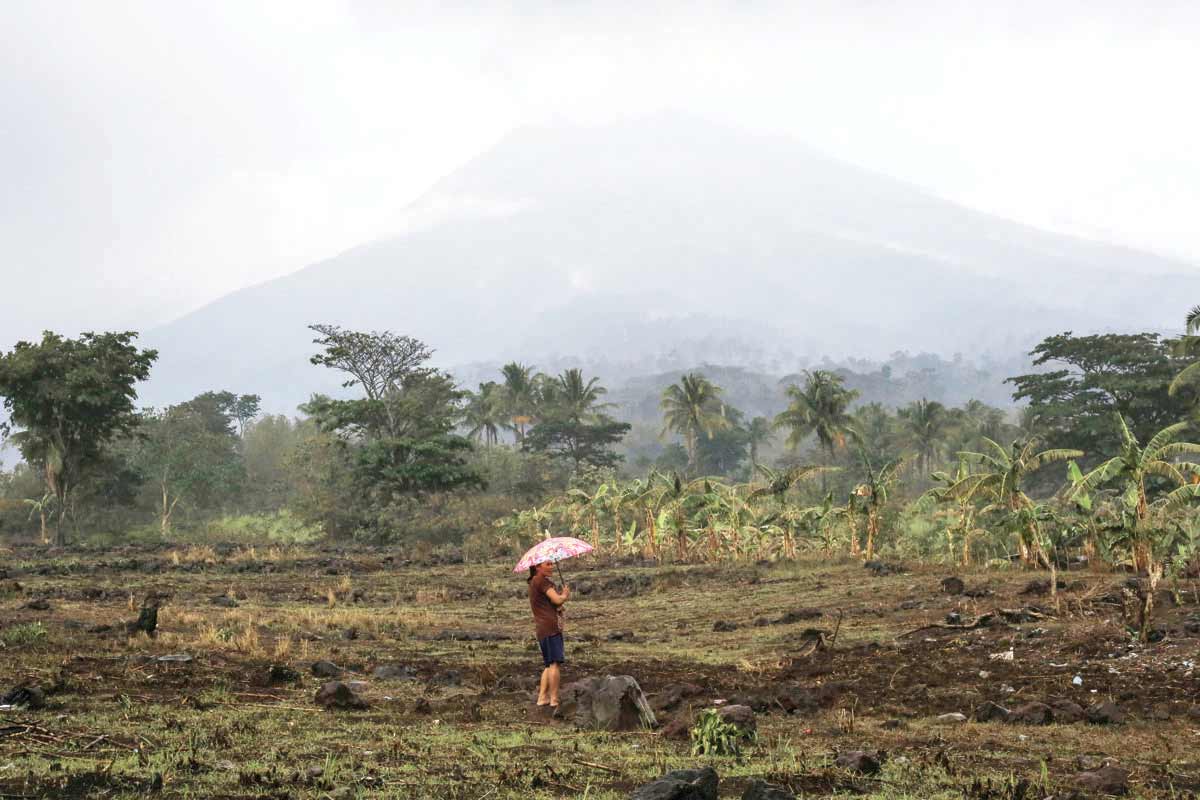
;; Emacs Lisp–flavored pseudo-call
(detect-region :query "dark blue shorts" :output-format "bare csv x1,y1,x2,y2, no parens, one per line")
539,633,565,666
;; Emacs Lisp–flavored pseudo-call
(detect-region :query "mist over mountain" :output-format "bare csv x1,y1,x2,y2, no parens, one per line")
141,114,1195,411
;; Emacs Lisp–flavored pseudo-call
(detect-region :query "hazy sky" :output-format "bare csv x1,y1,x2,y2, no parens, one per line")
2,1,1199,350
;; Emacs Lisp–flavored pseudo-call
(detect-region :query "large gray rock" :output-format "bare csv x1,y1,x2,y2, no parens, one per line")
559,675,656,731
1073,765,1129,795
630,767,718,800
314,681,368,710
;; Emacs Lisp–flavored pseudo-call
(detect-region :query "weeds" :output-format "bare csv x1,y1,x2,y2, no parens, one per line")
1,621,47,646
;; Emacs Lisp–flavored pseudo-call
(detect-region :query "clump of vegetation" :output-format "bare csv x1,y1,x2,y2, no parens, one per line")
2,622,48,647
690,709,753,757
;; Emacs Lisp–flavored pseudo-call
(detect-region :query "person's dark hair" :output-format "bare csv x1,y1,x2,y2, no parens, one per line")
527,565,537,583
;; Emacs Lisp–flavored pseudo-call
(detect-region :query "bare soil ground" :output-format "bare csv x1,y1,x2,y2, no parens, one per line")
2,543,1199,798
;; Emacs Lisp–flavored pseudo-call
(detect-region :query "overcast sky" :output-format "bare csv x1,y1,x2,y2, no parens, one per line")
2,1,1199,351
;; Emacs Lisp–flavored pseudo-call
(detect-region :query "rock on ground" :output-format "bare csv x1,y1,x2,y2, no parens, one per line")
1073,765,1129,795
314,681,368,710
372,664,417,681
741,779,796,799
715,704,757,736
311,660,343,678
835,750,882,774
558,675,656,731
1,686,45,709
630,767,719,800
974,701,1010,723
1086,701,1126,725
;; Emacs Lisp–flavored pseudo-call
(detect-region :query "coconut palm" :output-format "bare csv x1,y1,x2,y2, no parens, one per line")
898,398,948,477
462,382,508,446
947,438,1083,566
1168,305,1200,396
745,416,773,477
660,374,731,475
1069,414,1200,571
500,362,537,442
546,368,612,422
774,370,859,461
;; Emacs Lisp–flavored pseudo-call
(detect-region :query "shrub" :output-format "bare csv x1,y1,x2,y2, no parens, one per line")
2,622,48,647
199,511,324,545
690,708,752,757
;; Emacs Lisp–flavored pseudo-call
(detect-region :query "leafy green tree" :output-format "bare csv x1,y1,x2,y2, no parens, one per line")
304,326,483,536
0,331,157,545
1168,305,1200,397
775,370,859,460
1008,332,1189,459
1069,414,1200,571
524,369,630,470
133,405,244,535
849,449,905,559
660,373,731,475
178,390,261,438
242,414,309,511
898,398,949,477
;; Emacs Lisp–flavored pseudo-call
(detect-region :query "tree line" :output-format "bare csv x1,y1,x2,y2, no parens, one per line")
2,314,1200,567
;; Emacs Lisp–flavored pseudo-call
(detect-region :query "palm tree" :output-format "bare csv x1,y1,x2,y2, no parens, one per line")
774,370,859,460
898,398,948,477
1168,305,1200,396
462,382,508,446
500,362,537,442
947,438,1083,566
745,416,773,476
1069,414,1200,572
548,368,612,422
660,373,730,475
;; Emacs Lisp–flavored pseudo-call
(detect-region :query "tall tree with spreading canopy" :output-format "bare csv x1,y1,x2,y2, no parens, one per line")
660,373,731,475
0,331,157,545
304,325,482,534
1008,332,1188,459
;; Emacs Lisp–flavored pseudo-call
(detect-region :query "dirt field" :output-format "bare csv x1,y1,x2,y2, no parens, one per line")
2,543,1199,799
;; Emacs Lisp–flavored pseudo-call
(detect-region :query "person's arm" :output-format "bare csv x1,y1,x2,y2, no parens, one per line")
546,583,570,606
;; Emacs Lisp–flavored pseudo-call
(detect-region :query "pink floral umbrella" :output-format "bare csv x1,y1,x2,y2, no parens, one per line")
513,536,594,576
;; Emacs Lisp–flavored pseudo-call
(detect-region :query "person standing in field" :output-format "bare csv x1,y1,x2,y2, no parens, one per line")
528,561,570,708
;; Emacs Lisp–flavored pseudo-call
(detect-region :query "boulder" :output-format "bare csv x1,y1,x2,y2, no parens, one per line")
372,664,417,681
660,714,693,740
741,779,796,800
940,577,965,595
313,681,368,710
974,701,1011,723
1085,701,1125,725
558,675,656,731
1,685,45,709
935,712,967,724
22,598,51,611
267,664,301,684
654,683,704,712
776,608,823,624
715,704,757,736
1008,702,1054,725
211,595,239,608
712,620,739,632
835,750,882,774
1073,765,1129,795
311,660,343,678
1048,699,1085,724
630,767,719,800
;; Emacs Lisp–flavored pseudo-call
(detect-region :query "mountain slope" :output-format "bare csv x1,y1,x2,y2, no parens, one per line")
142,114,1197,409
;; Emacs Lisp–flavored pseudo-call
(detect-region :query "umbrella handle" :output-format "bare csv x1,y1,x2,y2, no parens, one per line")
554,560,568,593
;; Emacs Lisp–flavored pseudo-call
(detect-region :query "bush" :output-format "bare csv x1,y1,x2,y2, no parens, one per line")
198,511,325,545
690,708,753,757
2,622,47,647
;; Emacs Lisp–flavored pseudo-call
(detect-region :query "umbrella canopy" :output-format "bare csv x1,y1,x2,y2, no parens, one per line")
513,536,594,573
